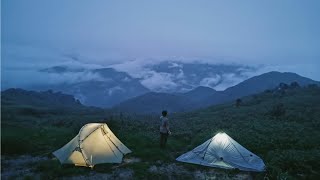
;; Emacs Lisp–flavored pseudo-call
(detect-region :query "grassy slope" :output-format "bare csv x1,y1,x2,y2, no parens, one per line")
1,86,320,179
173,86,320,179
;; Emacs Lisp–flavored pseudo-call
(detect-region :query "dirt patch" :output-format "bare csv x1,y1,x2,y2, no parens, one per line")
1,156,138,180
148,163,253,180
2,155,253,180
63,169,134,180
123,157,141,164
1,155,48,180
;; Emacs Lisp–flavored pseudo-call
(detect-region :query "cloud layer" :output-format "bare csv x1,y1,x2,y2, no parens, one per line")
2,45,319,92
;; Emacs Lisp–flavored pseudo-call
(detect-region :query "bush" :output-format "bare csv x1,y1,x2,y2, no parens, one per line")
269,103,286,117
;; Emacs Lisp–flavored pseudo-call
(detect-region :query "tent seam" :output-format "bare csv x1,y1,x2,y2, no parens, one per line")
101,130,122,160
225,136,251,167
201,137,214,159
102,125,126,155
79,126,102,166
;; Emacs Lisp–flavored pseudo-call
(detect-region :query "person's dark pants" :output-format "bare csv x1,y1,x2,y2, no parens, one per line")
160,132,169,148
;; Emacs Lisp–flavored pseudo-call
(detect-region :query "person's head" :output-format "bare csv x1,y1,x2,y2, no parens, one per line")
162,110,168,117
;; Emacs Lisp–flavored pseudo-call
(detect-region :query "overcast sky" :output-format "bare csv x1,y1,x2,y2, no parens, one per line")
2,0,320,86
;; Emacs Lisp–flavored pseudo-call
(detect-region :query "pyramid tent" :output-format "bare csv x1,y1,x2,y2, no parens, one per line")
53,123,131,167
176,132,265,172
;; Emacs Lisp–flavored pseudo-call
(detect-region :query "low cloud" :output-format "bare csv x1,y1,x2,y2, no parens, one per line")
176,69,184,79
110,58,162,78
1,44,108,90
140,71,178,92
2,44,319,92
169,62,183,69
110,58,253,92
111,57,320,92
108,86,125,96
200,75,221,88
1,69,106,90
213,73,248,91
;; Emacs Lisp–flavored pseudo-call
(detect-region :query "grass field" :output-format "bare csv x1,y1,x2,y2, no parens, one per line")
2,86,320,179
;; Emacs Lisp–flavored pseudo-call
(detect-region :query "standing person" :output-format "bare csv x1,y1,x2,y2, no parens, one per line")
160,110,171,148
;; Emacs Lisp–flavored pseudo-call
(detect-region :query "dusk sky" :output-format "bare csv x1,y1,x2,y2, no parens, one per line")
1,0,320,89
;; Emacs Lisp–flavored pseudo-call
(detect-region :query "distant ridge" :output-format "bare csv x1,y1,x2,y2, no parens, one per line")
37,67,150,107
1,88,84,108
223,71,319,98
184,86,217,98
113,71,320,114
113,92,196,114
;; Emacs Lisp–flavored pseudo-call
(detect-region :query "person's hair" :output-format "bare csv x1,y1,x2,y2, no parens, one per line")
162,110,168,117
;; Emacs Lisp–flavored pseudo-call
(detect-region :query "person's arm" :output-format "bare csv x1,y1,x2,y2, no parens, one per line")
165,119,171,135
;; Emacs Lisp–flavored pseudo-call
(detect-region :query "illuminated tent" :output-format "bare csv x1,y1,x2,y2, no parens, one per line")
176,132,265,172
53,123,131,168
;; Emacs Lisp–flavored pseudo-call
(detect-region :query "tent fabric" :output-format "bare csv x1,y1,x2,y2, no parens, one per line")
53,123,131,167
176,132,265,172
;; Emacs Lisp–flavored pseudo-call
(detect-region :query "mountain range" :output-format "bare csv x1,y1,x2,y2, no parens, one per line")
113,71,320,114
3,61,319,109
32,62,255,107
38,67,149,107
139,61,255,92
2,71,319,115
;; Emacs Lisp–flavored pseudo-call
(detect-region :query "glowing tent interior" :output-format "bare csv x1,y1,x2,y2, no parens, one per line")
53,123,131,168
176,132,265,172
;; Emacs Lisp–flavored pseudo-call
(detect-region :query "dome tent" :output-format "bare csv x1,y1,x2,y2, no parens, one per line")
176,132,265,172
53,123,131,168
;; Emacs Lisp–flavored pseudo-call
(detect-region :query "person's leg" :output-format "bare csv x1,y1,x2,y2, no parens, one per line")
160,133,164,148
163,133,168,148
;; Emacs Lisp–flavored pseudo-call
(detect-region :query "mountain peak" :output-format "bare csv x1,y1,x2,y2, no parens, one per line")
224,71,319,97
261,71,299,76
